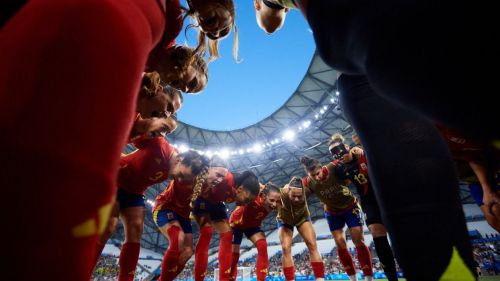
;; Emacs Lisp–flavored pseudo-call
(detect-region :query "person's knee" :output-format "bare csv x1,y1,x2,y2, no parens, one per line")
304,239,318,251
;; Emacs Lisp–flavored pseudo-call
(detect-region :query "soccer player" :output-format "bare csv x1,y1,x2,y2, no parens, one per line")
193,159,261,281
276,177,326,281
1,0,238,279
329,133,398,281
153,155,210,281
300,156,373,281
228,182,281,281
436,124,500,232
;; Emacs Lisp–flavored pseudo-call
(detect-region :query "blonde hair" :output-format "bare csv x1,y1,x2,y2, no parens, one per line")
185,0,239,63
190,166,209,208
331,133,344,143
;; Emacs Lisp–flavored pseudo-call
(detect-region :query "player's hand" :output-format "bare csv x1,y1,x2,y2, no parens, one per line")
483,191,500,216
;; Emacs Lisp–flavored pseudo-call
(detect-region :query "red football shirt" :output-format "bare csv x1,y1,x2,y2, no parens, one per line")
118,136,175,195
229,195,269,230
154,178,194,219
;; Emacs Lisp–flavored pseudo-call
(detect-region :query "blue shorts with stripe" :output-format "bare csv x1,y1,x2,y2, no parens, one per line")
325,203,364,231
153,209,193,234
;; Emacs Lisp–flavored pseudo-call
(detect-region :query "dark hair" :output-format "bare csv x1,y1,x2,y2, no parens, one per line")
300,155,320,173
261,182,280,195
234,171,260,196
288,177,303,189
141,71,163,97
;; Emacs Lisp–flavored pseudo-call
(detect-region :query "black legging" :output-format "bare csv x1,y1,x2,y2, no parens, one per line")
338,74,474,281
306,0,497,139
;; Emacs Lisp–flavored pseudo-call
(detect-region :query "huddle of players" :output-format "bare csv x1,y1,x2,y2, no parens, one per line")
143,130,399,281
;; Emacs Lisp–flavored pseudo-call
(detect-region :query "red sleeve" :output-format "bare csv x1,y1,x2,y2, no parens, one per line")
302,177,309,188
162,0,183,47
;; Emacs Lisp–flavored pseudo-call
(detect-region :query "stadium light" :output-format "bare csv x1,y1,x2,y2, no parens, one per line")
283,130,295,141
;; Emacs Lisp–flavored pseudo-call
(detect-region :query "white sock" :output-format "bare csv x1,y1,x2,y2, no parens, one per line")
364,276,373,281
315,278,325,281
349,275,358,281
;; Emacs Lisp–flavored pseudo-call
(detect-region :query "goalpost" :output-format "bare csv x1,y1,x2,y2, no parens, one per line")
214,267,252,281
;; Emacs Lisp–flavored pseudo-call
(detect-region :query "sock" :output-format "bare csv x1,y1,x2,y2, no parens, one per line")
255,239,269,281
373,236,398,281
338,248,356,276
173,262,186,277
283,266,295,281
159,225,183,281
311,261,325,279
195,226,213,281
159,249,181,281
93,242,106,268
355,245,373,277
118,242,141,281
218,231,233,281
230,252,240,281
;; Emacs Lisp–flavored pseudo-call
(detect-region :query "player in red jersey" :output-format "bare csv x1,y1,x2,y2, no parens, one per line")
94,73,191,281
0,0,237,279
228,183,281,281
193,158,261,281
153,154,210,281
436,124,500,232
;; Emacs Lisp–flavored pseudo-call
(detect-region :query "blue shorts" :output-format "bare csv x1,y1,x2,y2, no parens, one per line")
192,197,228,221
232,227,263,245
153,209,193,234
276,217,311,231
117,188,145,209
469,183,500,206
325,203,364,231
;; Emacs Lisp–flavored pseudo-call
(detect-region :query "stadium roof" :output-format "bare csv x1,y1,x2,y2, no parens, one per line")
113,50,476,254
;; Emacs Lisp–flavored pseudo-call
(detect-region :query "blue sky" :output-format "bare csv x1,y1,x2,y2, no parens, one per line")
176,0,316,131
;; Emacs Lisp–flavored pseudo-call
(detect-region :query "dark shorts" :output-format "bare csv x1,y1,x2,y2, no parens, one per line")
276,217,311,231
117,187,145,209
359,190,383,225
153,209,192,234
232,227,263,245
192,197,227,221
325,203,364,231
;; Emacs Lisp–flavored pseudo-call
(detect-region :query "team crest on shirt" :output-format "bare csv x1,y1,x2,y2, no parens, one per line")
167,212,174,220
200,203,206,210
360,163,367,171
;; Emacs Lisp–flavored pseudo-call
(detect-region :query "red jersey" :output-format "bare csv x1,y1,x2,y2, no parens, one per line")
229,195,269,230
154,179,194,219
118,136,175,195
435,123,489,162
201,172,236,203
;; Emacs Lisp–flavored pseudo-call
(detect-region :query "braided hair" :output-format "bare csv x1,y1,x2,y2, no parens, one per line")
176,150,210,208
